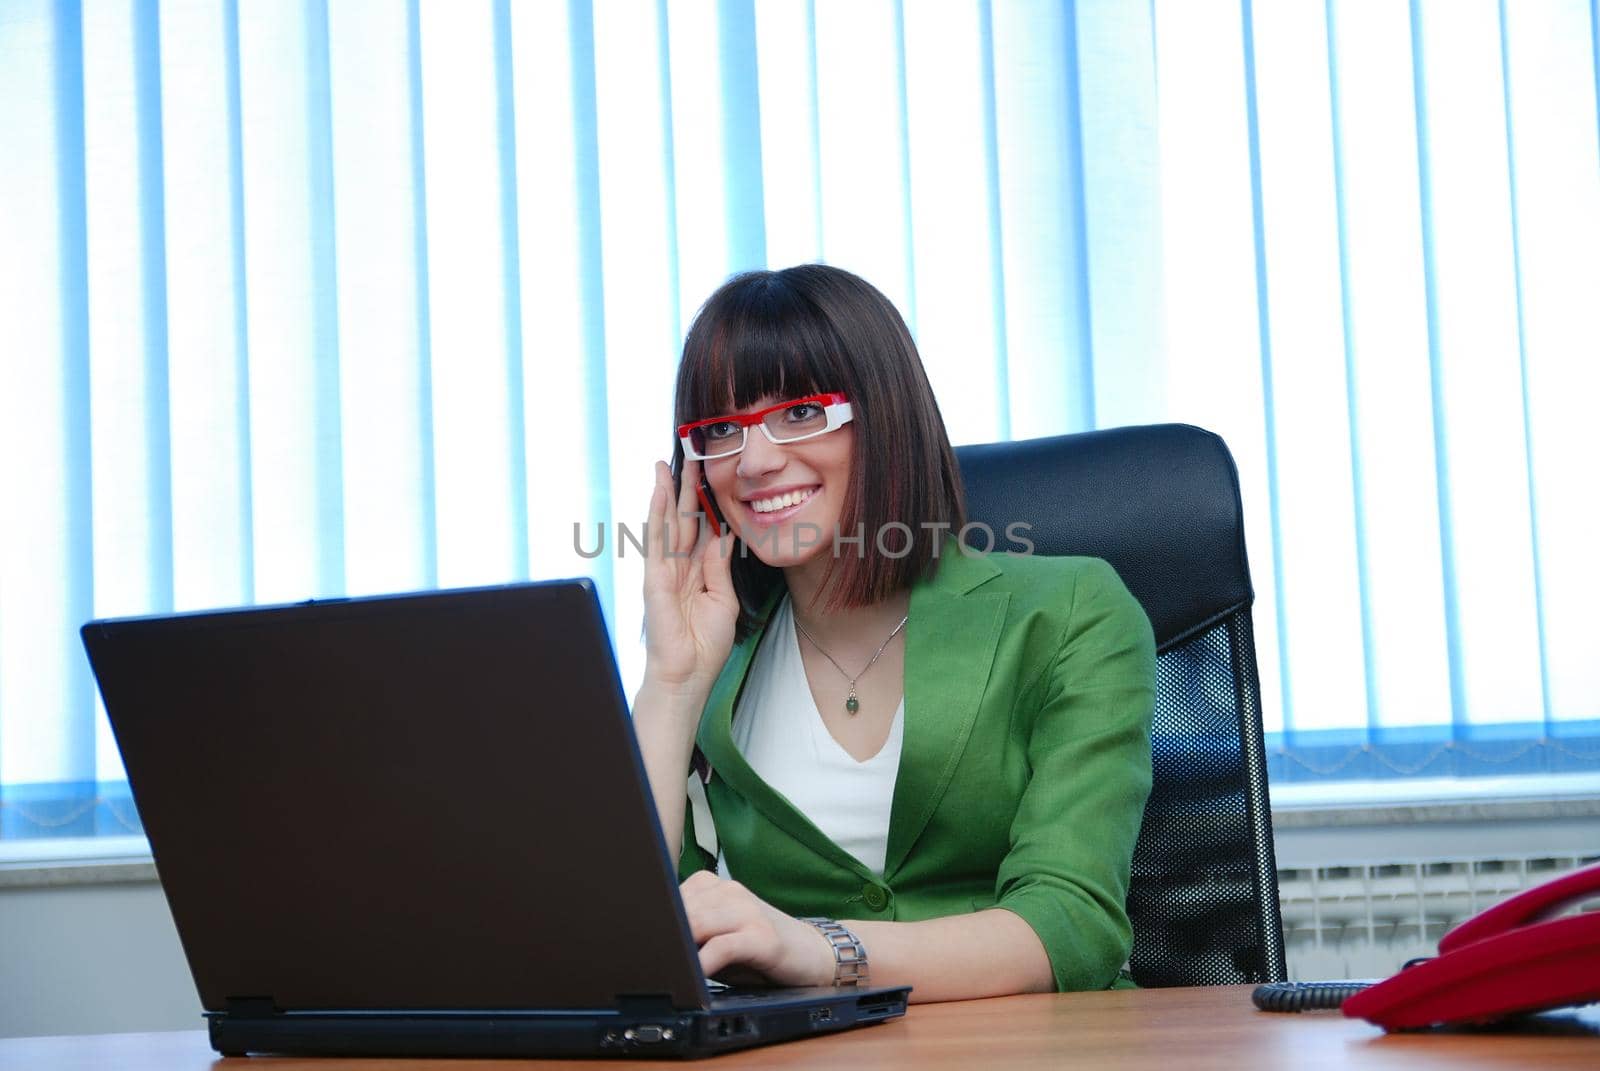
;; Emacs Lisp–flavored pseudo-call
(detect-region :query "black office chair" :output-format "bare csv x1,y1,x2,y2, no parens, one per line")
956,423,1288,987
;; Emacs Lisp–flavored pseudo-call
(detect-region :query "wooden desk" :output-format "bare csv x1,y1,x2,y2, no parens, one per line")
3,985,1596,1069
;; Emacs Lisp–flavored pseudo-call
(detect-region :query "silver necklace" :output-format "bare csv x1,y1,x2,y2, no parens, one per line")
793,611,909,715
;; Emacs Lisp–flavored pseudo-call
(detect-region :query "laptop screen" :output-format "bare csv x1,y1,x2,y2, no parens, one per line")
82,580,709,1013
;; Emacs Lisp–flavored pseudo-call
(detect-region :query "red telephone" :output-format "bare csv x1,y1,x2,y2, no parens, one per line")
695,477,726,537
1342,860,1600,1029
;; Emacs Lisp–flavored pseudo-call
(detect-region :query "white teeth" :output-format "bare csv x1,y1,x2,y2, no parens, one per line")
750,488,815,514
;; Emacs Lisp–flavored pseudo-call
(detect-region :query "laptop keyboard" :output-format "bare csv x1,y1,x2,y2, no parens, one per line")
710,987,832,1008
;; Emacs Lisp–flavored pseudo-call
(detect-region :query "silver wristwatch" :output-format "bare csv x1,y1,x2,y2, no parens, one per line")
800,918,870,987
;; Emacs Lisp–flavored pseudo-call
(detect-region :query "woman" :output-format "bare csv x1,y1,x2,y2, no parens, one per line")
633,264,1155,1002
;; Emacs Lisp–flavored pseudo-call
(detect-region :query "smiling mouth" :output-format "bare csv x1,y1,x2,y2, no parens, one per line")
748,487,818,514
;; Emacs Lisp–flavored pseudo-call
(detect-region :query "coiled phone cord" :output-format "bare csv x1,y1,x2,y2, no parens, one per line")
1251,981,1373,1012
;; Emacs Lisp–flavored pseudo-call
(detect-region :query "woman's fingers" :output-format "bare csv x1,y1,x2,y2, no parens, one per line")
680,869,722,895
644,476,666,576
683,902,749,946
697,931,766,982
680,874,751,937
643,465,679,604
647,463,667,530
647,460,699,572
673,459,703,557
656,461,680,560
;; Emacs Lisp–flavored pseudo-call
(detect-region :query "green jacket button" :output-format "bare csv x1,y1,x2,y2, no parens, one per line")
862,884,889,911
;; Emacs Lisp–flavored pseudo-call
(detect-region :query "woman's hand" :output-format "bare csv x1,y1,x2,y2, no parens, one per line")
641,459,737,696
679,871,836,988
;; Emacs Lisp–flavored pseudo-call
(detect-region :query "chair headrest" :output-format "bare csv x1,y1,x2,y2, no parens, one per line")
954,424,1254,652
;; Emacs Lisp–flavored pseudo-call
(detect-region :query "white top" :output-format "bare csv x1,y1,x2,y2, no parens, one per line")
716,596,904,879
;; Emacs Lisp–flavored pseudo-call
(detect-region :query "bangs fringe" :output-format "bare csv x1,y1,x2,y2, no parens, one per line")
677,275,840,424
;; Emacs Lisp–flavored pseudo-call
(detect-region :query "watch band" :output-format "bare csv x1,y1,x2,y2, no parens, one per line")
800,917,870,987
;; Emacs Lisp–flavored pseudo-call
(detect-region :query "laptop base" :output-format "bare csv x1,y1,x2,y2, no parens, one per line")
209,987,910,1059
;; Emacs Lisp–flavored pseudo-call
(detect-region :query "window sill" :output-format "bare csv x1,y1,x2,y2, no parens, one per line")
0,835,155,889
5,776,1598,887
1269,772,1600,828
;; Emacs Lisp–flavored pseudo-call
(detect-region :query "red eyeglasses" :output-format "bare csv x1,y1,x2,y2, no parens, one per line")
677,393,853,461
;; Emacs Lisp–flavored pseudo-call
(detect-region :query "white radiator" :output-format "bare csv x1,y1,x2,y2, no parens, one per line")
1277,853,1599,980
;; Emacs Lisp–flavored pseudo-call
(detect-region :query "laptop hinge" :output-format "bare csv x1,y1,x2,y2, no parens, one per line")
614,994,679,1018
225,997,280,1019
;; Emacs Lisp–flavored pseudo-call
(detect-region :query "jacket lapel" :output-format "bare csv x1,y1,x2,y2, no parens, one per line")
695,546,1009,883
695,586,868,875
883,548,1008,880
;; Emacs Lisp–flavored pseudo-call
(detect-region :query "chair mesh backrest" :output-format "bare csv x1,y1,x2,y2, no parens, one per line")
1130,613,1284,985
955,424,1287,987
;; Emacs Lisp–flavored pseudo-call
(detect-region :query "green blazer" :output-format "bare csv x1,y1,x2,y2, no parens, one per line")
679,545,1156,992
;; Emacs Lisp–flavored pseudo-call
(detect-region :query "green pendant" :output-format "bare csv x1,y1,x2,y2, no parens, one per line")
845,694,860,714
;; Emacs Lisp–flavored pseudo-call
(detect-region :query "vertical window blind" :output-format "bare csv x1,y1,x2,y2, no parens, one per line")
1,0,1596,839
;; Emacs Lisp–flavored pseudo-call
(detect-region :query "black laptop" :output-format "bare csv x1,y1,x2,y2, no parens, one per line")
80,579,909,1058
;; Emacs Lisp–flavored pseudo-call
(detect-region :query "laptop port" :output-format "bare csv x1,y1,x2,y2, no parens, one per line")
856,996,900,1020
622,1025,672,1043
809,1006,834,1025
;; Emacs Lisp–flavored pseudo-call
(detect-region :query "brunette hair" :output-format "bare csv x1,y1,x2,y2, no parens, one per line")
671,264,966,637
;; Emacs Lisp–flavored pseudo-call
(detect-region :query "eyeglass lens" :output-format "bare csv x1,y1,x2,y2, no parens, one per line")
689,400,832,458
